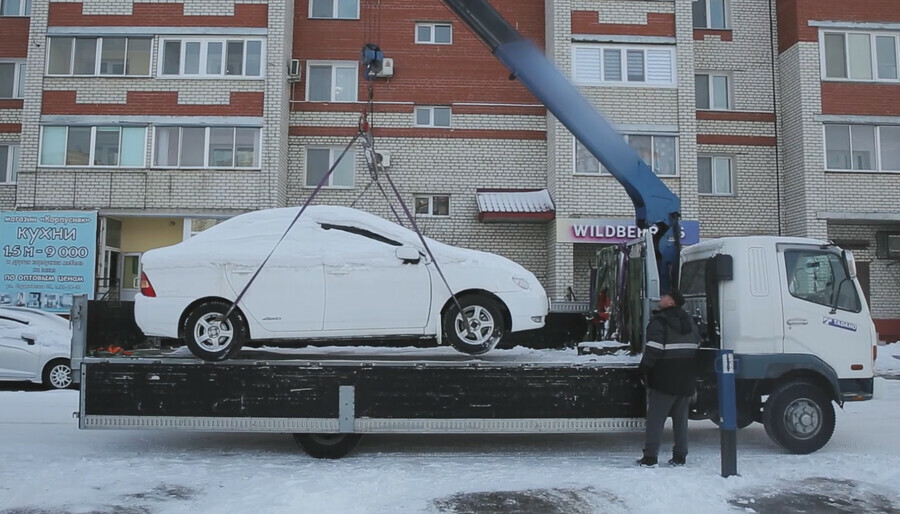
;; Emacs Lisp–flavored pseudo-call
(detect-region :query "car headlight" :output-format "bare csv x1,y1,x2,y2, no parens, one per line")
513,276,531,290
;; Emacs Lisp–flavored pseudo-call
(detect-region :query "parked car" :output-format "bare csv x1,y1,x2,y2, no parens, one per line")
135,206,549,361
0,306,73,389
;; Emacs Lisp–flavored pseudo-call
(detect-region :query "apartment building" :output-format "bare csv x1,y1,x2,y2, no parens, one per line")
1,0,898,337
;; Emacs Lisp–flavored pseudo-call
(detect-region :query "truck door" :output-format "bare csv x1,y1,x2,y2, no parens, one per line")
776,245,873,379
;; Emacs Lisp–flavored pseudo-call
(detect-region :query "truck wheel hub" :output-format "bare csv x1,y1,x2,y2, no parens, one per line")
784,398,821,439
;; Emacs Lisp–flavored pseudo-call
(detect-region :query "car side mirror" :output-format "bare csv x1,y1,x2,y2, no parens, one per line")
395,246,421,263
21,333,37,345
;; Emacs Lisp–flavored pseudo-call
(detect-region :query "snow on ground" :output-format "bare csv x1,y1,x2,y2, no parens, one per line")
877,341,900,376
1,380,899,513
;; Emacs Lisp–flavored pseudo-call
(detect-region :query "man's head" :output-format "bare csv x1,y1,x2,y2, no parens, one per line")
658,290,685,309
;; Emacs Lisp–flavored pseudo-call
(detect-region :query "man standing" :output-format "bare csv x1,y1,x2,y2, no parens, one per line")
637,290,700,467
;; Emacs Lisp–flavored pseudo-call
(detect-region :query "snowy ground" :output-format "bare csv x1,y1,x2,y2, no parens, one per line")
1,347,899,513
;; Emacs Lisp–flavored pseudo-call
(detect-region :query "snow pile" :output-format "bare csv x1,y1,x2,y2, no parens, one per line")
876,341,900,375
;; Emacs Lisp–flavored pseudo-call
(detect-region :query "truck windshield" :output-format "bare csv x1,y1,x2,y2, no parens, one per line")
784,250,861,312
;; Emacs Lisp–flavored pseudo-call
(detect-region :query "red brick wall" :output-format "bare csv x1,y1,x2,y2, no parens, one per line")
0,123,22,133
821,83,900,117
0,100,24,109
696,134,776,146
696,111,776,122
292,0,544,106
0,17,29,58
289,126,544,140
48,3,268,27
571,11,675,37
42,91,265,116
776,0,900,53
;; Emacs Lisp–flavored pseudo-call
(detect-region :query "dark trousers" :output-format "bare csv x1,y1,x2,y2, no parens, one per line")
643,388,690,458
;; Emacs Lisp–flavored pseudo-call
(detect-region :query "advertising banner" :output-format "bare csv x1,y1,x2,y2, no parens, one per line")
556,218,700,245
0,211,97,313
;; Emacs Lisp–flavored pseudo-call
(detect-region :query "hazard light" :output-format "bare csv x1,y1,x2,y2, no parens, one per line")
140,272,156,297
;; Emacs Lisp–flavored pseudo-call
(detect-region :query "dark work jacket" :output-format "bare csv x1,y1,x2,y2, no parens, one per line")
639,306,700,396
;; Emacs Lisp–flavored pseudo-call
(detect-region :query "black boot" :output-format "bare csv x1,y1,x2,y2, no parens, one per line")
637,455,658,467
668,453,686,466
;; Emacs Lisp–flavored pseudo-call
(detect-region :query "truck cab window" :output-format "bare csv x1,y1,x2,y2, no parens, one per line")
784,250,860,312
679,260,706,296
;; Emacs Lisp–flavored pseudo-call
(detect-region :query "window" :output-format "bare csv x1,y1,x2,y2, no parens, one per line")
39,126,147,167
0,0,30,16
414,195,450,216
158,38,264,78
46,37,151,76
695,73,730,110
575,135,678,176
306,62,357,102
414,106,451,127
416,23,452,44
0,61,25,98
305,147,354,187
0,143,19,183
573,44,675,86
153,126,260,169
692,0,728,29
822,31,900,81
824,124,900,172
784,250,860,312
679,259,706,296
183,218,224,240
698,156,733,195
309,0,358,19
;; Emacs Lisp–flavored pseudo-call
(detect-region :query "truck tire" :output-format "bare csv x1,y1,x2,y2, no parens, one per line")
443,296,504,355
42,359,73,390
762,381,835,454
183,301,248,362
293,433,362,459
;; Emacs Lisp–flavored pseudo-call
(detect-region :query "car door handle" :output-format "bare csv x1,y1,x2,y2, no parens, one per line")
786,318,808,326
327,268,351,275
231,268,254,275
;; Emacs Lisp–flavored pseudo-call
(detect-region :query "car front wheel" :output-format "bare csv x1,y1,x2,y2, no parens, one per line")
42,359,72,390
183,301,248,362
443,296,505,355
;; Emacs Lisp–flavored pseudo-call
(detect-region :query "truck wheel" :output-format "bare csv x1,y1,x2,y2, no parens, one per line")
443,296,504,355
762,381,835,454
293,433,362,459
183,301,248,362
42,359,73,390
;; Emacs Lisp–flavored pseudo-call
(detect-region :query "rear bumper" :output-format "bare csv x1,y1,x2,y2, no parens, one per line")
495,290,549,333
840,377,874,402
133,294,192,339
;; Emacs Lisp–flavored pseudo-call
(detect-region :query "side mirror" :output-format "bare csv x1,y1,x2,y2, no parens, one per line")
843,250,857,278
395,246,421,263
21,333,37,345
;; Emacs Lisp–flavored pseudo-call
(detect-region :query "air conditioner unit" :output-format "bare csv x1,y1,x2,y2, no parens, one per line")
375,150,391,167
375,58,394,78
288,59,301,81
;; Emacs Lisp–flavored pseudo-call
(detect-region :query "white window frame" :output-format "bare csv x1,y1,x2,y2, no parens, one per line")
414,106,452,128
572,44,676,87
695,72,731,110
823,123,900,173
45,36,153,77
0,0,30,16
305,61,359,102
692,0,730,30
415,23,453,45
0,143,19,183
308,0,359,20
151,126,262,170
0,60,25,99
820,30,900,82
304,146,355,188
697,155,734,196
573,134,679,176
38,125,148,168
157,37,266,79
414,194,450,217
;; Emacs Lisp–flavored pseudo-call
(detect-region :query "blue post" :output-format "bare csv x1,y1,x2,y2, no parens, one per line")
715,349,738,477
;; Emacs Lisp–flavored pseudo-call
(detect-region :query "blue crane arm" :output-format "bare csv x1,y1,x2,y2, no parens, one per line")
439,0,682,291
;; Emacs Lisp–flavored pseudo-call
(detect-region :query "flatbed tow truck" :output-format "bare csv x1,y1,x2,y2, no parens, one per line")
69,0,876,459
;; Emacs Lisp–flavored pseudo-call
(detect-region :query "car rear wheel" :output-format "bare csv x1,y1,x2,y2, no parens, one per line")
443,296,504,355
293,433,362,459
42,359,72,390
184,301,248,362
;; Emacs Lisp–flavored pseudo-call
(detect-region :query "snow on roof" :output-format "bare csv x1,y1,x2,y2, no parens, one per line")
476,189,555,214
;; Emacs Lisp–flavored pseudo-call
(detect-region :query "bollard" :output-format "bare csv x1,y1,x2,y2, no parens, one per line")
715,349,738,477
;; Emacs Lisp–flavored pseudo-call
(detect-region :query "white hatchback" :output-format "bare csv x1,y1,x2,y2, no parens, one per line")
0,307,73,389
135,206,549,361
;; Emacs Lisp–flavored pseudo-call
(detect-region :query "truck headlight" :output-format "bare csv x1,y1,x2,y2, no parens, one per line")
513,277,530,290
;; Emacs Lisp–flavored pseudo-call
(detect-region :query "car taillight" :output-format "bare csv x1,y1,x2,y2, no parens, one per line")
140,272,156,297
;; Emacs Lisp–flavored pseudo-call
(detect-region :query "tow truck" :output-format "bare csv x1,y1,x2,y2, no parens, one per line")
69,0,876,458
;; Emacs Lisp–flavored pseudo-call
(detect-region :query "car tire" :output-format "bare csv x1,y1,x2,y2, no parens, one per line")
183,301,248,362
42,359,73,390
293,433,362,459
443,296,504,355
762,381,835,454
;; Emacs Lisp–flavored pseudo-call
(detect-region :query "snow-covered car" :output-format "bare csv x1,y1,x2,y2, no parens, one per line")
0,306,73,389
135,206,549,361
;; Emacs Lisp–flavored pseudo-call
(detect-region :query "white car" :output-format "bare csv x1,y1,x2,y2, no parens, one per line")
0,306,73,389
135,206,549,361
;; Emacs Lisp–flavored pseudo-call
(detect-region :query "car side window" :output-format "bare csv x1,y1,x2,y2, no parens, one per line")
319,223,403,247
784,250,860,312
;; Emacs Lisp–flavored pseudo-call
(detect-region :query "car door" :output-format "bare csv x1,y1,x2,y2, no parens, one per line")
320,224,432,333
777,244,873,379
0,316,41,379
